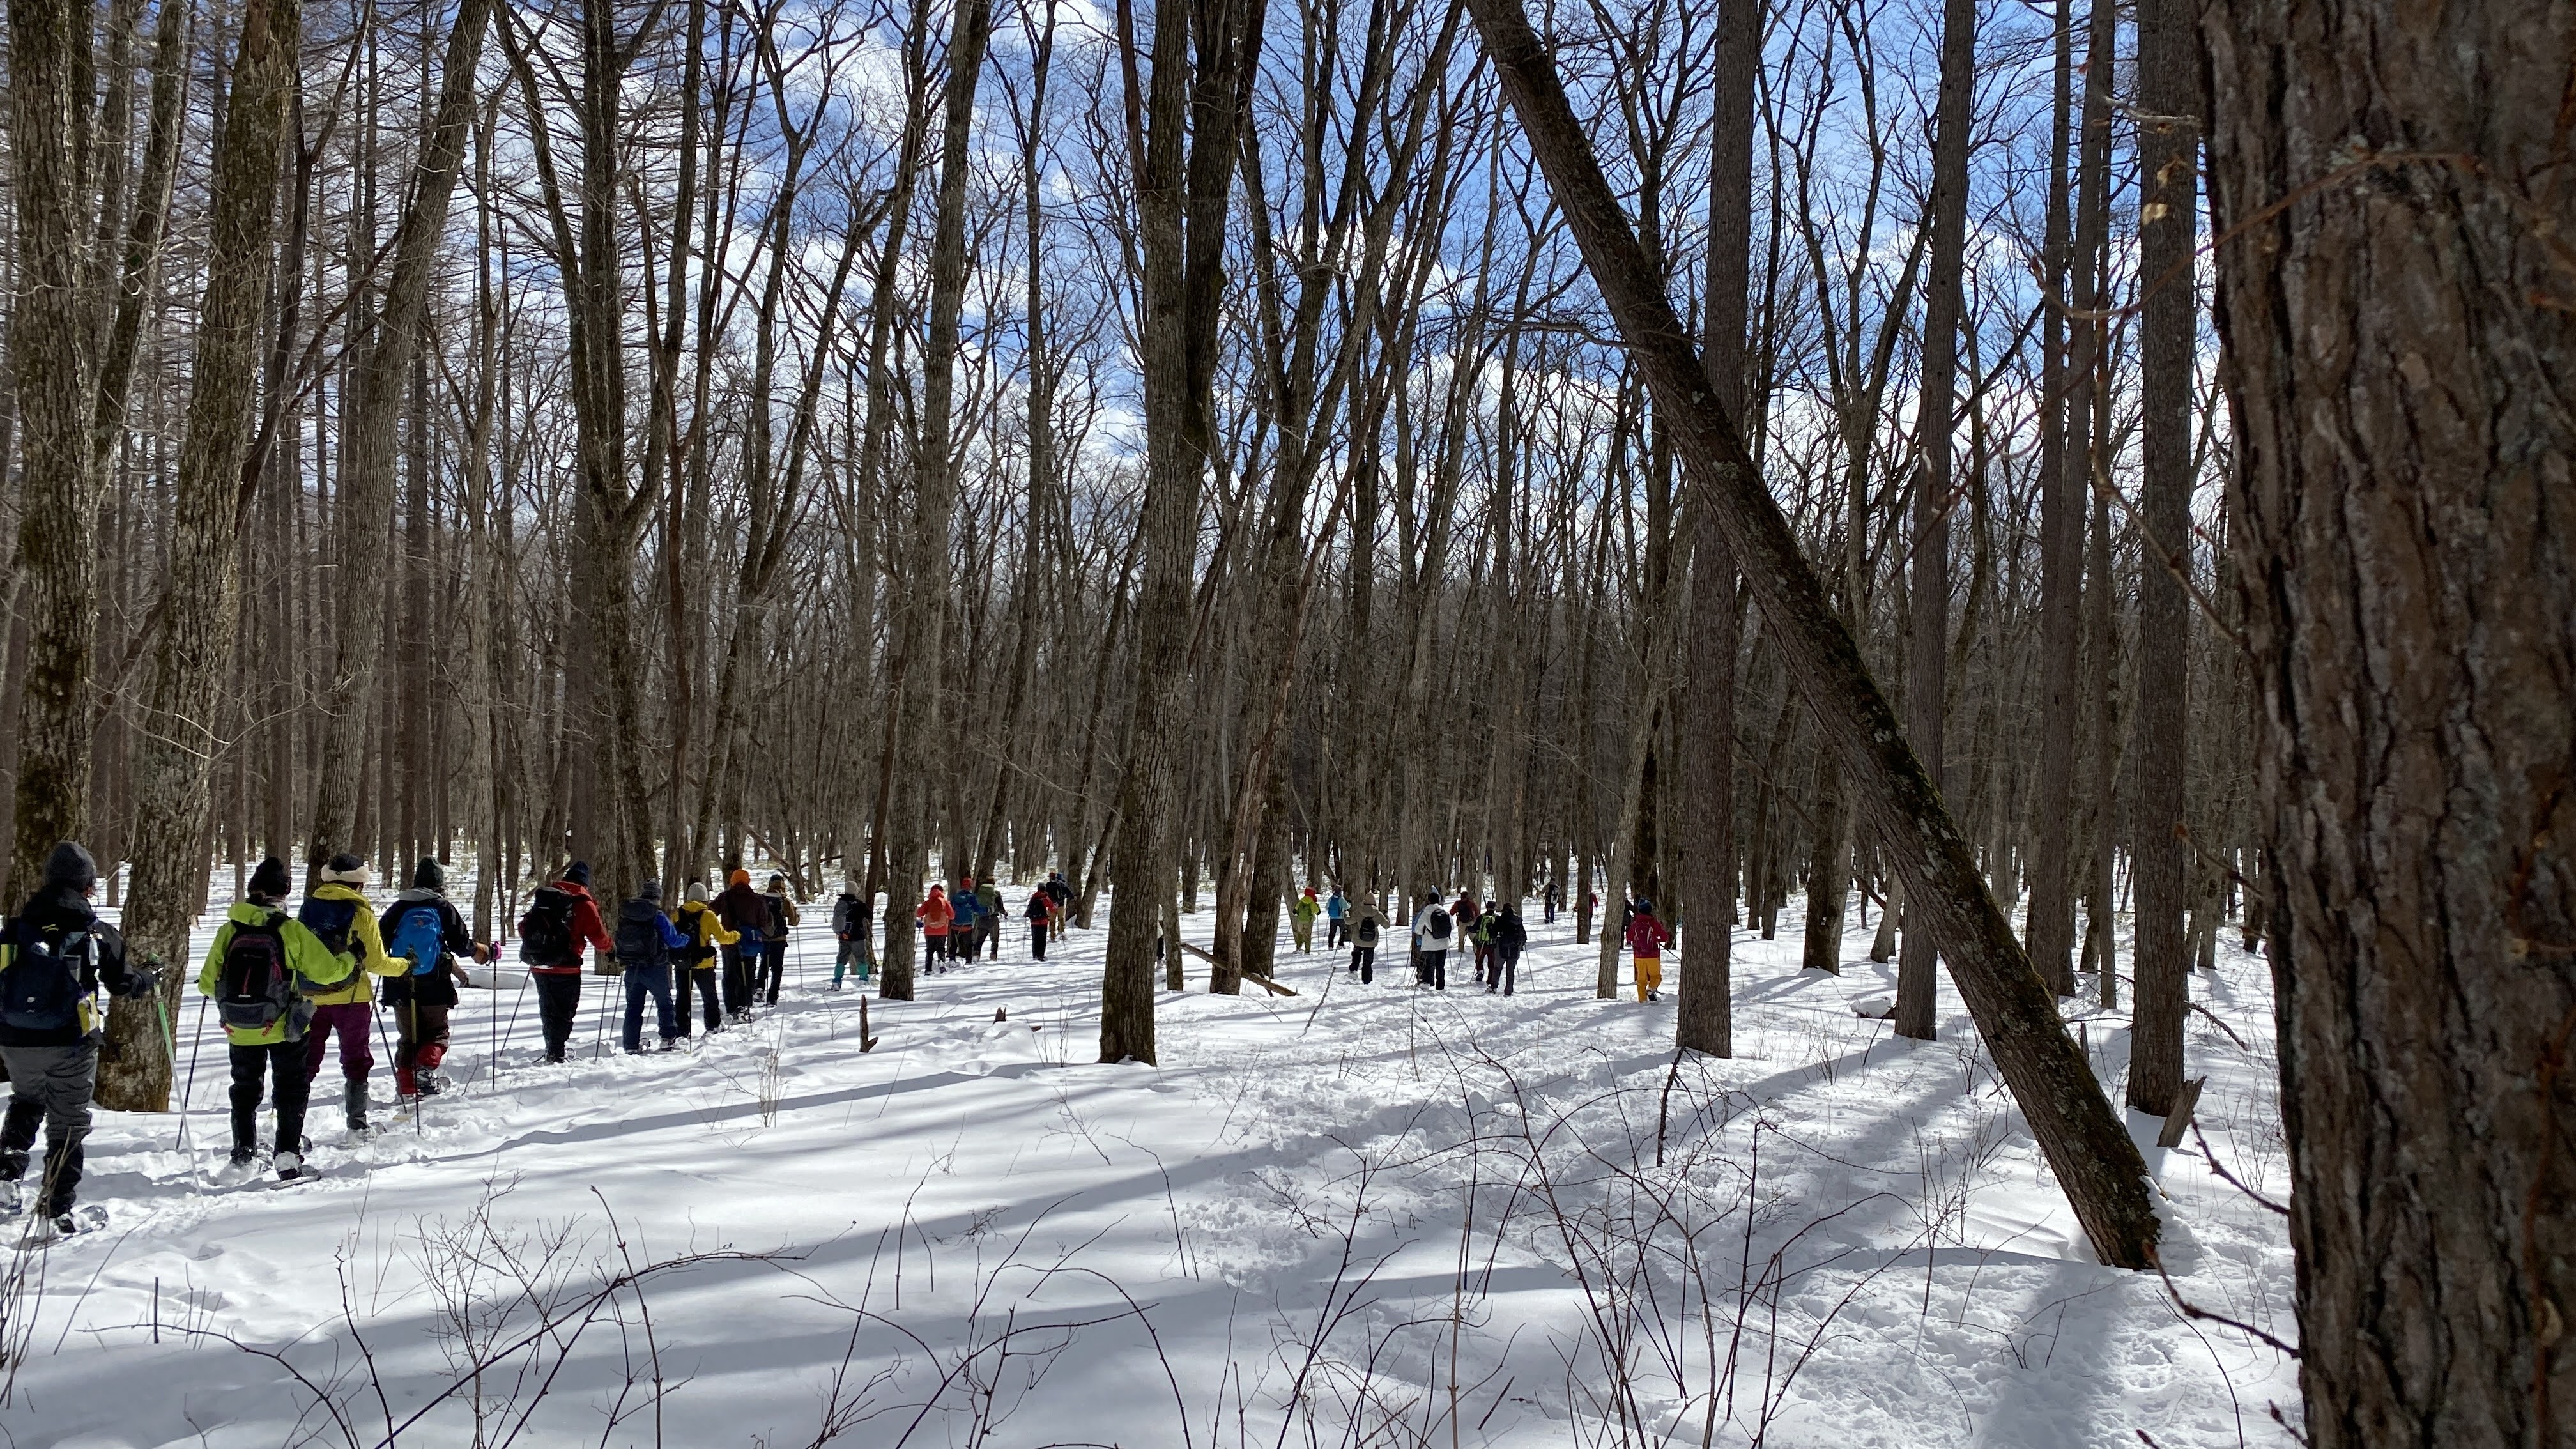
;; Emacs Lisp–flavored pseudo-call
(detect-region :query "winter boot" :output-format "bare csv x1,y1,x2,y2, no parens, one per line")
343,1080,371,1135
418,1070,445,1096
276,1151,310,1181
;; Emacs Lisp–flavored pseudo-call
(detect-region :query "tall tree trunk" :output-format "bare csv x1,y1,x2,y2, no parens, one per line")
103,0,301,1110
2203,1,2576,1437
2023,0,2083,996
1675,0,1758,1057
1100,0,1264,1063
2124,0,2198,1117
884,0,993,1000
303,0,493,872
4,0,105,896
1466,0,2161,1268
1893,0,1973,1043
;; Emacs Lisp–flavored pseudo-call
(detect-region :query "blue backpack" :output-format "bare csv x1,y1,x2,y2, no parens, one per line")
0,921,90,1032
385,901,447,976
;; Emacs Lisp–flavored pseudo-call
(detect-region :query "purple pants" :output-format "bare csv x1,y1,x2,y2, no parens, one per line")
302,1002,376,1083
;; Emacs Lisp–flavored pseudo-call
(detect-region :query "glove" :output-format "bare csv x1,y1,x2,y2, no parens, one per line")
116,967,160,999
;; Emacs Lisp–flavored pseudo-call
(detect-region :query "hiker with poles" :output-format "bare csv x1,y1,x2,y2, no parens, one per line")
0,843,157,1236
378,859,491,1106
295,855,405,1137
201,857,355,1182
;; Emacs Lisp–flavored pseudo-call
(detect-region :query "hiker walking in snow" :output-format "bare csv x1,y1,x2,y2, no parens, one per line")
756,873,799,1004
675,883,736,1034
0,843,157,1232
1349,910,1380,983
1324,889,1347,949
614,882,691,1053
831,881,872,988
1291,889,1321,953
1544,880,1560,925
1469,900,1503,984
918,884,955,971
520,862,614,1062
1487,904,1527,996
976,878,1002,959
713,870,767,1021
378,859,489,1103
202,857,354,1181
949,879,985,967
1625,898,1671,1002
1412,894,1453,990
1023,887,1053,960
1042,871,1073,926
298,854,405,1135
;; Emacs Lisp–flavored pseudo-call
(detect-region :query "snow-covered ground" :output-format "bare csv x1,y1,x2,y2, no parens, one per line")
1,877,2297,1447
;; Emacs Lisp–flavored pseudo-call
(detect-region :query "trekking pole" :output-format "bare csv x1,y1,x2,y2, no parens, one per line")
371,1001,400,1127
502,970,530,1077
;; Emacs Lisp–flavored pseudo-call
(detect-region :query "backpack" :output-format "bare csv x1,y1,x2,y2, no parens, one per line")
385,901,447,976
215,914,300,1032
300,895,361,960
612,903,666,974
519,886,578,967
1426,907,1452,943
0,922,91,1032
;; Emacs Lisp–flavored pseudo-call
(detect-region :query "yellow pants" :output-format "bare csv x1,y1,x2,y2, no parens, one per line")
1634,953,1663,1000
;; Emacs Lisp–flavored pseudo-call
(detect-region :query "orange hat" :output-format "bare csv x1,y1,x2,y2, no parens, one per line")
729,868,751,887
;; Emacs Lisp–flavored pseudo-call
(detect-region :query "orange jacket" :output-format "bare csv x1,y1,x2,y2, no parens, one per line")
917,890,954,935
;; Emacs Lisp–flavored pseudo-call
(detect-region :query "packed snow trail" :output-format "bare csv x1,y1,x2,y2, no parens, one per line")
0,880,2296,1446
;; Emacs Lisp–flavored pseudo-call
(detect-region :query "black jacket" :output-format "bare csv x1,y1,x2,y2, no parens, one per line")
378,888,476,1007
1492,913,1528,951
0,884,148,1047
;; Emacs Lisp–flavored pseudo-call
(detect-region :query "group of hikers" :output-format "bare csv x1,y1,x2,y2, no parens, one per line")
0,835,1666,1239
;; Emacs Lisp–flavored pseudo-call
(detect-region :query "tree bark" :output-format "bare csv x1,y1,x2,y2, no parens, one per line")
5,0,106,896
2124,0,2198,1117
1894,0,1974,1043
103,0,302,1110
303,0,493,871
1466,0,2161,1268
2023,0,2083,997
2203,0,2576,1436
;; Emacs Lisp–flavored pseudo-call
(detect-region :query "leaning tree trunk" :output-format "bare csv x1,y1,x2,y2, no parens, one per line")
1467,0,2161,1269
2203,0,2576,1438
100,0,303,1110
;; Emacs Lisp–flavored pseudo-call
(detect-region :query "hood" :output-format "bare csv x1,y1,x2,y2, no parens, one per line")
393,886,445,905
312,881,369,904
617,898,664,923
555,880,596,901
227,901,285,926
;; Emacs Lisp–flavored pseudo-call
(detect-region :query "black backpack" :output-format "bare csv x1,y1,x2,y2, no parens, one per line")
1426,907,1452,943
613,901,666,973
215,914,300,1032
0,921,91,1032
519,886,578,967
300,895,361,959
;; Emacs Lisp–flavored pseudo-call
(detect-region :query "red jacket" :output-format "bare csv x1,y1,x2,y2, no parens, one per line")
1625,913,1671,958
917,890,954,935
535,880,616,975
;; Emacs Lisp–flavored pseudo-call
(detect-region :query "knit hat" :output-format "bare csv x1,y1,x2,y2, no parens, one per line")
42,841,98,891
565,861,592,887
684,882,709,905
249,857,293,901
729,868,751,887
413,857,447,892
639,879,663,901
320,853,371,887
844,878,861,896
767,873,786,889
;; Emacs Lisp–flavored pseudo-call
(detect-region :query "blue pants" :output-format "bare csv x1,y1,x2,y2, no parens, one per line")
624,963,677,1050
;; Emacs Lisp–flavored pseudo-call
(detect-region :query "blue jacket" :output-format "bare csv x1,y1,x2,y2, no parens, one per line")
1325,893,1347,919
950,891,986,928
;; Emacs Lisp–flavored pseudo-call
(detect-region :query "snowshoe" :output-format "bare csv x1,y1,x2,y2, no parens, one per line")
275,1151,313,1182
418,1071,447,1097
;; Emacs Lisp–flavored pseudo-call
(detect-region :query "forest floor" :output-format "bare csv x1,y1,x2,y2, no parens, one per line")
0,880,2297,1448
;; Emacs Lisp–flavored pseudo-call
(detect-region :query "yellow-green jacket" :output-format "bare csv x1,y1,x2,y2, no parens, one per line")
300,882,404,1004
197,902,356,1045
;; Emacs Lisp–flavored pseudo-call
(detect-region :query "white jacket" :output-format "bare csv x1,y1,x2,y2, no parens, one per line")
1413,904,1454,951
